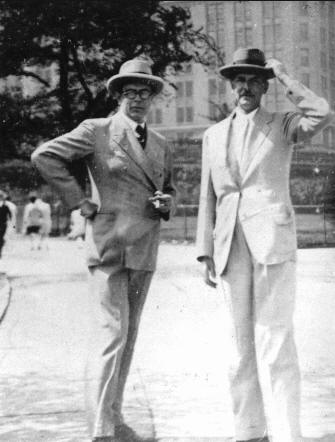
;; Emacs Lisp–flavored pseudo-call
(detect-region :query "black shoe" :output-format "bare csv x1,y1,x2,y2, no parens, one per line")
92,437,119,442
237,438,269,442
115,423,156,442
115,424,140,441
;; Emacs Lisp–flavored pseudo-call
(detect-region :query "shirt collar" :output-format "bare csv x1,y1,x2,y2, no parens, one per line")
120,111,146,133
234,106,259,122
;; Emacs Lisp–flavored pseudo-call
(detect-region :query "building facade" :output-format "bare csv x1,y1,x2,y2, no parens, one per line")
152,1,335,147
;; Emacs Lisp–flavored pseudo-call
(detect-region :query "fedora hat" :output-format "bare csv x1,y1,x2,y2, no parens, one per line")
219,47,275,80
107,58,164,95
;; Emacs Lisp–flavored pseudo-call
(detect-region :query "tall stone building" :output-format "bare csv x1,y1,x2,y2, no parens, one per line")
152,0,335,147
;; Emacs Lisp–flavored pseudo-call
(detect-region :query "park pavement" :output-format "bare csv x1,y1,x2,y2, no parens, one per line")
0,235,335,442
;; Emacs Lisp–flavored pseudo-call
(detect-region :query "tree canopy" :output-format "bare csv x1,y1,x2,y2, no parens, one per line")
0,0,220,162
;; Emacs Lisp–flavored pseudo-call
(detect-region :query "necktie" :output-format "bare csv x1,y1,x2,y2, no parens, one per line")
136,124,147,149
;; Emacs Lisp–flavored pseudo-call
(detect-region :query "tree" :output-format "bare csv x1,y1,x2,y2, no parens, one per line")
0,0,219,145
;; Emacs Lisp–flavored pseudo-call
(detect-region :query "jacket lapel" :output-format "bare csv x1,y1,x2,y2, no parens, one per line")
110,113,162,190
241,107,273,182
216,114,233,167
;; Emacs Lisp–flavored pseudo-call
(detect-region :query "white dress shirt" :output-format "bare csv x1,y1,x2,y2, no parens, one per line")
120,111,146,142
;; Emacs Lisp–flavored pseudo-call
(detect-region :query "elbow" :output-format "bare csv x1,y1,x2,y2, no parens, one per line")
31,145,44,165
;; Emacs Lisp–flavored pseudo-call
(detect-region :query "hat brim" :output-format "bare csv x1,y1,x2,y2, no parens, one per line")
219,64,275,80
106,73,164,95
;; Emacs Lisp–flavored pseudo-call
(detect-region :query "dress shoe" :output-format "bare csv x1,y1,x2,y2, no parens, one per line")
92,437,120,442
115,423,141,441
236,436,270,442
237,437,269,442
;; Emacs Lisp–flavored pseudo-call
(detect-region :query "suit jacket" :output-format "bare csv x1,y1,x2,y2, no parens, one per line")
197,79,334,275
32,112,175,271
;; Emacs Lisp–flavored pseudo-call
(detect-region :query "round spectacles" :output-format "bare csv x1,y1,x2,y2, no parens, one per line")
122,89,152,100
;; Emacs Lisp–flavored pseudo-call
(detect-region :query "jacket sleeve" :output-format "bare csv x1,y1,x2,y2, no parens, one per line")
161,140,177,221
196,130,216,261
31,120,95,209
280,77,334,143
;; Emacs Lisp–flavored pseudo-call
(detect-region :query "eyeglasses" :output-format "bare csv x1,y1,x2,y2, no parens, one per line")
122,89,152,100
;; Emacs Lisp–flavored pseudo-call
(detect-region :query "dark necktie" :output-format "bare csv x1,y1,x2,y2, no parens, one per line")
136,124,147,149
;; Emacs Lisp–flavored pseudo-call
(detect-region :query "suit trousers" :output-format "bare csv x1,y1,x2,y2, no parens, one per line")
218,220,301,442
85,265,153,438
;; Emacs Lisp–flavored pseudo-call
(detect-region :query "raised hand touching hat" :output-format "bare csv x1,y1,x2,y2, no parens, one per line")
265,58,289,82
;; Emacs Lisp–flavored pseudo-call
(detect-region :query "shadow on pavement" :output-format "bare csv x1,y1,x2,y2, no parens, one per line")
303,436,335,442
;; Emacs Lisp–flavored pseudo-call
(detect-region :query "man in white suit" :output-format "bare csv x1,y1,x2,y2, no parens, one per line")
196,48,333,442
32,59,175,442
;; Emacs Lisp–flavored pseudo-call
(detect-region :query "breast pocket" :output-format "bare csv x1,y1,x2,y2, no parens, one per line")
106,150,130,174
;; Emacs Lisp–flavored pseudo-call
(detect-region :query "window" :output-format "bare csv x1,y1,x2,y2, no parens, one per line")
299,23,308,40
274,24,282,41
186,107,194,122
321,52,327,70
208,79,217,96
246,25,253,46
219,80,226,95
299,2,309,16
155,109,162,124
319,1,326,19
245,2,252,20
176,107,184,123
274,1,282,17
207,4,216,33
235,26,245,47
147,111,153,124
320,27,326,44
331,81,335,107
321,76,328,93
329,32,335,51
301,48,309,66
234,1,244,22
323,127,331,146
176,82,184,98
263,24,273,45
218,29,225,47
185,81,193,97
183,63,193,74
263,1,273,18
301,73,310,87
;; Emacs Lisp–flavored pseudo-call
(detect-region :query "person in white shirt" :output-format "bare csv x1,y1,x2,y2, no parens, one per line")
5,194,17,238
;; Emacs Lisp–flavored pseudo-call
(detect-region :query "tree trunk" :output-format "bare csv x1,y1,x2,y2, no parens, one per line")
59,38,73,130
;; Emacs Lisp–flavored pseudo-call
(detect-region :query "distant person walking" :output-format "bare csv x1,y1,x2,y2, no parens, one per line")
5,194,18,238
0,190,12,259
23,193,44,250
37,197,52,250
67,208,86,247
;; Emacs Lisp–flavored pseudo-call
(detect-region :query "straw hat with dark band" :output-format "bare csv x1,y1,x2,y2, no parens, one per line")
107,59,164,95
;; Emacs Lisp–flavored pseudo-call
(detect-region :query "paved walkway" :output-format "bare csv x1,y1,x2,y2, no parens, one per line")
0,236,335,441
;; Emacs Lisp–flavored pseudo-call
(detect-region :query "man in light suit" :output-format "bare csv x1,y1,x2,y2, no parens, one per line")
196,48,333,442
32,58,175,442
